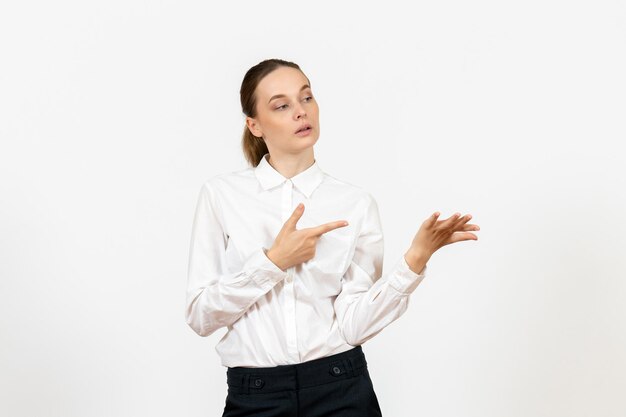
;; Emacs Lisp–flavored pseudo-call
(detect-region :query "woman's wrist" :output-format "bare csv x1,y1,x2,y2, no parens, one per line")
265,248,288,271
404,249,430,275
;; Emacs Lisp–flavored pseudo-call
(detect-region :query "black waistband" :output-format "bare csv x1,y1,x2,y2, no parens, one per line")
226,345,368,393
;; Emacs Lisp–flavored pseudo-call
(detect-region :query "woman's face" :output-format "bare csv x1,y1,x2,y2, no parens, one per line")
246,66,320,155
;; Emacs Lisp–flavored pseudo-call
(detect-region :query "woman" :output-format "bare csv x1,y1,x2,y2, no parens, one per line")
185,58,480,416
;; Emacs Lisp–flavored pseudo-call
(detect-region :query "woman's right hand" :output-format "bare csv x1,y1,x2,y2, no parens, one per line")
265,203,349,271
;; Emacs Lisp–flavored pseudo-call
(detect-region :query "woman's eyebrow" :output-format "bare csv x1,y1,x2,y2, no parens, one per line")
268,84,311,103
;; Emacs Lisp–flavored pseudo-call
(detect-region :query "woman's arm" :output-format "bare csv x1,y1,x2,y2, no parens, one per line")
184,182,289,337
333,193,428,346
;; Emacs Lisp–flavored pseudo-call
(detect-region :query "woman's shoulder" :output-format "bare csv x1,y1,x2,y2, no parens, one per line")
322,173,376,204
199,166,256,191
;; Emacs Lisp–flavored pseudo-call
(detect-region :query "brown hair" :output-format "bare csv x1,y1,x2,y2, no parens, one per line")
240,58,310,167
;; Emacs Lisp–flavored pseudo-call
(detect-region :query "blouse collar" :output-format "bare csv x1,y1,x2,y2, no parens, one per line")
254,152,325,198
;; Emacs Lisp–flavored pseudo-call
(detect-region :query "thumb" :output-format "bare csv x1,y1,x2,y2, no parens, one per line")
284,203,305,230
429,211,440,227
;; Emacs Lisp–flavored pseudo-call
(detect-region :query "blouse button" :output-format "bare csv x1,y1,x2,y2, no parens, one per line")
286,275,293,284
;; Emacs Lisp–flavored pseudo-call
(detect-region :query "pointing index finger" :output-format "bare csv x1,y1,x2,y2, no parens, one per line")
309,220,349,237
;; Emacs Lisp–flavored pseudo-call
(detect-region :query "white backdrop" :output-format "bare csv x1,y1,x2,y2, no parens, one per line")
1,1,625,416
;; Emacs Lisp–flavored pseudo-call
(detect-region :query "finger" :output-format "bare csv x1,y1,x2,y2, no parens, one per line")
440,212,462,228
284,203,305,230
454,214,473,228
309,220,349,237
460,223,480,232
444,213,472,230
427,211,440,227
447,232,478,244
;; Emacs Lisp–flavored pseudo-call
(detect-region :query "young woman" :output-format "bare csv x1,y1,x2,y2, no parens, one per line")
185,58,480,417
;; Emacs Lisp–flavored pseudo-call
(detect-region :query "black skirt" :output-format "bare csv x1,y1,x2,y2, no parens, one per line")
222,345,383,417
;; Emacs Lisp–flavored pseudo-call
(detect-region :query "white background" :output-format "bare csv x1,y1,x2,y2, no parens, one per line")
1,1,625,416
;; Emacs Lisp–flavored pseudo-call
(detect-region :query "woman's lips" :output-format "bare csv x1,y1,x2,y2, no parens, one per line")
295,126,312,136
295,123,312,133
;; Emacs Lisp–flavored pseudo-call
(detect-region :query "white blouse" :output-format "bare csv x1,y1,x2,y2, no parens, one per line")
184,153,428,368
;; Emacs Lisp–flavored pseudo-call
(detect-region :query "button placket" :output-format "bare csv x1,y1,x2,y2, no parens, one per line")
281,180,300,362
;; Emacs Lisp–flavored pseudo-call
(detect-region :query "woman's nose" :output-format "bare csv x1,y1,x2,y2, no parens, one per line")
294,103,307,118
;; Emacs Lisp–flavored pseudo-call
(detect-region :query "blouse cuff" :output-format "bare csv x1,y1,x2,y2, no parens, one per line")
387,255,428,295
245,247,289,291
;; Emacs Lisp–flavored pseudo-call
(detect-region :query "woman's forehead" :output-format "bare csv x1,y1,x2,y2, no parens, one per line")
258,68,310,100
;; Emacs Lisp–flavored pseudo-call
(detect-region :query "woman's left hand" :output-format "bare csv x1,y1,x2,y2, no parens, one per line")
404,211,480,273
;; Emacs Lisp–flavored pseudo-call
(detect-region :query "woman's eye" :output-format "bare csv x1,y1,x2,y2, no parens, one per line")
275,97,313,110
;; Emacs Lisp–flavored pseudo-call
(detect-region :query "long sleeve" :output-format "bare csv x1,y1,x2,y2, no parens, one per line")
184,182,289,337
333,193,428,346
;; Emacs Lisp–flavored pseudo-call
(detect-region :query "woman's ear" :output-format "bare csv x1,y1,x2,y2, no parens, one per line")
246,117,262,138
